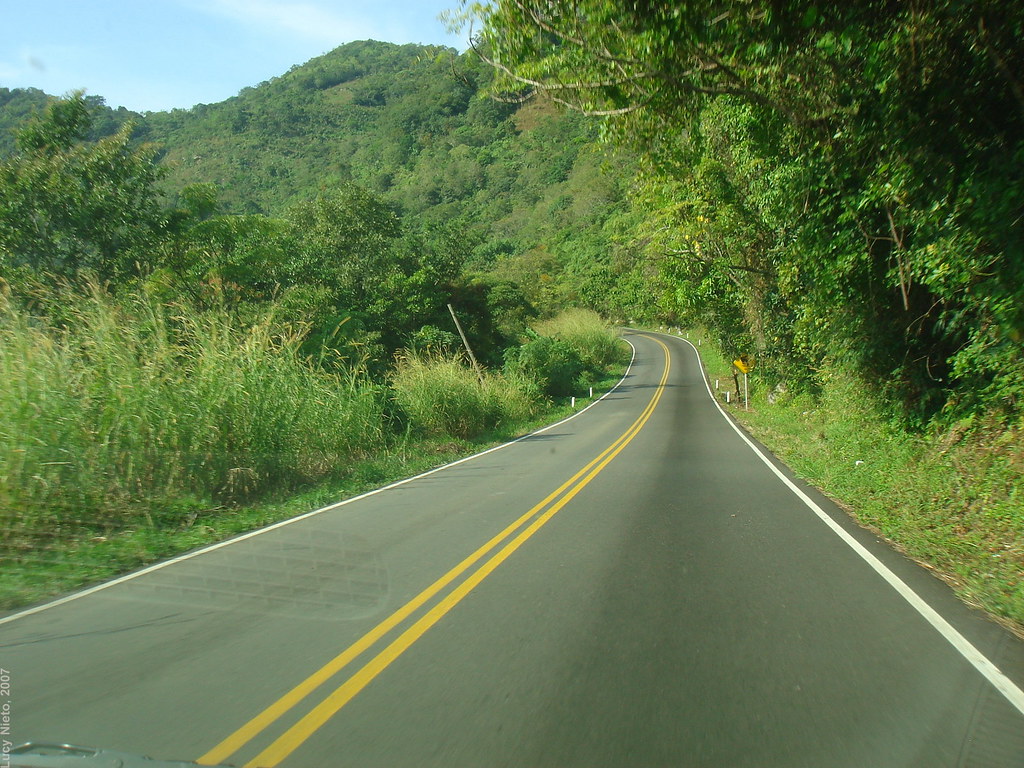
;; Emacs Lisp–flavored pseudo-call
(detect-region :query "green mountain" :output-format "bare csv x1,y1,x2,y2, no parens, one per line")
142,41,503,214
140,40,635,286
0,40,645,318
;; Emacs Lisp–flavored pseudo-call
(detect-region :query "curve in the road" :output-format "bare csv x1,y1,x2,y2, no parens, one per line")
4,331,1024,768
202,337,671,767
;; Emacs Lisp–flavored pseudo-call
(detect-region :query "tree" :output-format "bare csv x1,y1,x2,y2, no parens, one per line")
0,92,166,281
473,0,1024,420
285,185,402,307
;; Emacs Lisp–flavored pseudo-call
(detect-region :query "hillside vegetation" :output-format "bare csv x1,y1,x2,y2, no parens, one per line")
478,0,1024,427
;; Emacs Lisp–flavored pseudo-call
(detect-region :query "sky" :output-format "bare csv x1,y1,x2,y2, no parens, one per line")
1,0,470,113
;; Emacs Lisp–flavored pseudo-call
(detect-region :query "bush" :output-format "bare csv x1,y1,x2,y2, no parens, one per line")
532,308,624,371
390,352,538,439
505,335,585,397
408,324,459,355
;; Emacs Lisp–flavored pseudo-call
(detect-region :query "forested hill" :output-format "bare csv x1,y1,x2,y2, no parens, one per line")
0,40,648,319
142,40,539,214
1,40,570,217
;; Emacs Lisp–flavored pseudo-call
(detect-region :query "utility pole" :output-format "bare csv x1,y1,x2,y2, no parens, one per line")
447,303,484,384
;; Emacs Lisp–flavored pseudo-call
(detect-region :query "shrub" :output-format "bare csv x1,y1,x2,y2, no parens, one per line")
532,308,624,370
408,324,459,355
505,335,585,397
390,352,539,439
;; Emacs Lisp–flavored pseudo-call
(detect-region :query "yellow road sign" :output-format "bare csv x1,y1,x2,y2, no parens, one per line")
733,355,754,374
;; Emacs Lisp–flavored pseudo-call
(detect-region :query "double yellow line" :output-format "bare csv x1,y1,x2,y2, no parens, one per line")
199,336,670,768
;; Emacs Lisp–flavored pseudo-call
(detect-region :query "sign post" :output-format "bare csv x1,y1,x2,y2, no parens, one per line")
732,355,754,411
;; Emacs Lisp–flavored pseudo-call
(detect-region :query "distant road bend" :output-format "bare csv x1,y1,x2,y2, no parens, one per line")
3,331,1024,767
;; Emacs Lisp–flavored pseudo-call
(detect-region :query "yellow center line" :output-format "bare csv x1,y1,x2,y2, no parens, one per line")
199,335,670,768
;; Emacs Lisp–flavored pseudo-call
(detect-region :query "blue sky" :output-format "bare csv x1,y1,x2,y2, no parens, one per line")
1,0,469,112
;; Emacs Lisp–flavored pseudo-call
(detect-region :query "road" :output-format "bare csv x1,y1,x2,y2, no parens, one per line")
2,331,1024,767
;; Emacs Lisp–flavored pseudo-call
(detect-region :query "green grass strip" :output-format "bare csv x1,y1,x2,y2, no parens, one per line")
670,328,1023,634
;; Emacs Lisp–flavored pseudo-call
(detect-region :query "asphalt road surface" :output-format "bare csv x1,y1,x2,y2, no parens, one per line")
3,331,1024,767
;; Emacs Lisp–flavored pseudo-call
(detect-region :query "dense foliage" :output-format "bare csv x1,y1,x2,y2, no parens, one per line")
0,94,165,281
474,0,1024,425
5,22,1021,422
0,41,655,343
0,64,630,565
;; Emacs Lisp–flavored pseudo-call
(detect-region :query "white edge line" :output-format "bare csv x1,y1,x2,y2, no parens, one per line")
0,341,638,627
657,330,1024,717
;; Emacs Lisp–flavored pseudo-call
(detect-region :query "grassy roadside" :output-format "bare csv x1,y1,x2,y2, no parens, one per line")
0,343,627,614
662,328,1024,635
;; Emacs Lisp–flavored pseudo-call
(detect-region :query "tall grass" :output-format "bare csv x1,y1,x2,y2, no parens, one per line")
390,352,539,439
0,286,387,549
0,291,633,610
532,308,625,371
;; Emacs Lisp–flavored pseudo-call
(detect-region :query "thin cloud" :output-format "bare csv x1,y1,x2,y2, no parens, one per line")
192,0,371,46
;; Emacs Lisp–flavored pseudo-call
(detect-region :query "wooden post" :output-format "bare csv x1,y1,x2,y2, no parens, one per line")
447,303,483,384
